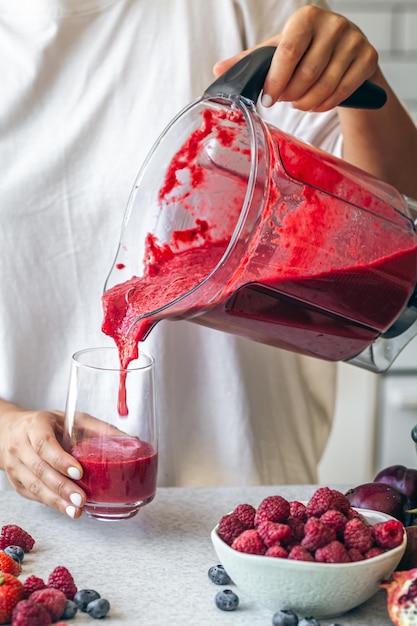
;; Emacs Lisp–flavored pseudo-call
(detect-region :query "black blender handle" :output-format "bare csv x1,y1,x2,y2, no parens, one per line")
205,46,387,109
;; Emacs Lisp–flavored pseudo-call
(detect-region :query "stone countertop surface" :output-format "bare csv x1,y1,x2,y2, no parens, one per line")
0,485,396,626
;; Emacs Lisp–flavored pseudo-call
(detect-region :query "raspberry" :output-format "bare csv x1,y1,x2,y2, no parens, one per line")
306,487,335,517
286,517,305,543
287,545,314,562
344,517,373,553
372,519,405,550
254,496,290,526
11,599,51,626
315,540,351,563
301,517,336,551
265,544,288,558
47,566,77,600
306,487,350,517
320,509,348,534
30,588,67,622
217,513,247,546
365,546,386,559
232,504,256,529
348,547,365,562
0,526,35,553
23,576,46,599
330,490,351,515
289,501,307,522
231,530,266,555
257,521,292,547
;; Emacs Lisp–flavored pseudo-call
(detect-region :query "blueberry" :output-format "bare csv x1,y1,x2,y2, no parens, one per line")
298,618,321,626
272,609,299,625
215,589,239,611
73,589,101,611
4,546,24,563
61,599,78,619
86,597,111,619
208,564,232,585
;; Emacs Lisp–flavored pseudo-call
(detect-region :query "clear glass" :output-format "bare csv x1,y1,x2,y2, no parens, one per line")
63,347,157,521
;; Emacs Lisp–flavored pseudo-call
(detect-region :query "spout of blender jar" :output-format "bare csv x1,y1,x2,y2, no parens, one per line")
205,46,387,108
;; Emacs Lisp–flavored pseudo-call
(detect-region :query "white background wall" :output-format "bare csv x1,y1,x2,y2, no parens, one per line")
318,0,417,486
329,0,417,122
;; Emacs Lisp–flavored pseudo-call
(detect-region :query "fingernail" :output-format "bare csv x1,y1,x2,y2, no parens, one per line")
66,505,76,519
70,493,83,507
261,93,273,108
68,466,81,480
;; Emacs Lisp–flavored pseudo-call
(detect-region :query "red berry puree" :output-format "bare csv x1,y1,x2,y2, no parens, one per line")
102,105,417,404
70,436,157,505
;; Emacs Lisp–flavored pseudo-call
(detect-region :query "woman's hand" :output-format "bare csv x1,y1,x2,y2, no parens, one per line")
213,5,379,112
0,401,86,519
214,5,417,199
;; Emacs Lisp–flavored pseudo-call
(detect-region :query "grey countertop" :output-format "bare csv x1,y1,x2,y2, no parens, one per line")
0,485,395,626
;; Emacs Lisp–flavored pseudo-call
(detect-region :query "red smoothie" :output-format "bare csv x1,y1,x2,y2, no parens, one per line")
102,105,417,377
70,435,157,506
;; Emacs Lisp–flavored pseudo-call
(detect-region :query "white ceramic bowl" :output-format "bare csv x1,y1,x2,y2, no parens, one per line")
211,508,406,619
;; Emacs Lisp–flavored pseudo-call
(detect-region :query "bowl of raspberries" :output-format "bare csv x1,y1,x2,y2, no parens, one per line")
211,487,406,619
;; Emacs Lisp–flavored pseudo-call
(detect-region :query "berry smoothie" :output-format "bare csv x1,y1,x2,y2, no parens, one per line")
70,435,157,513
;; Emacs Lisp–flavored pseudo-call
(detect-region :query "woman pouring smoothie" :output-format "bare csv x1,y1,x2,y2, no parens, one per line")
0,0,416,520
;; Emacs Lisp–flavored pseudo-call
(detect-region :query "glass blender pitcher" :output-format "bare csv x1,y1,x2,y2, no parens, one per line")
103,47,417,373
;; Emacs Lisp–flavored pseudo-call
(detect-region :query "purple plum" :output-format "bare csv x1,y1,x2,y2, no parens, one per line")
345,482,406,522
373,465,417,507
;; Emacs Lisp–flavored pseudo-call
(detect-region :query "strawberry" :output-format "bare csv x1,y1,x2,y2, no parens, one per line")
380,568,417,625
0,572,24,624
0,552,21,577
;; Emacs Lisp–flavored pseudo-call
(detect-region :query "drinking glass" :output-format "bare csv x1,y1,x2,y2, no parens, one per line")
63,347,157,521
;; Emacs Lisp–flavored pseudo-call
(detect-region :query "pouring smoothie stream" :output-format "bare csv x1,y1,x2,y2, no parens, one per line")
101,49,417,415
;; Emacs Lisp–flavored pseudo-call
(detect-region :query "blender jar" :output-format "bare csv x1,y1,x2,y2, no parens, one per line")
103,47,417,372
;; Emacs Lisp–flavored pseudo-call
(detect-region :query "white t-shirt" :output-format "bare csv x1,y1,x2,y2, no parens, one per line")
0,0,340,490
